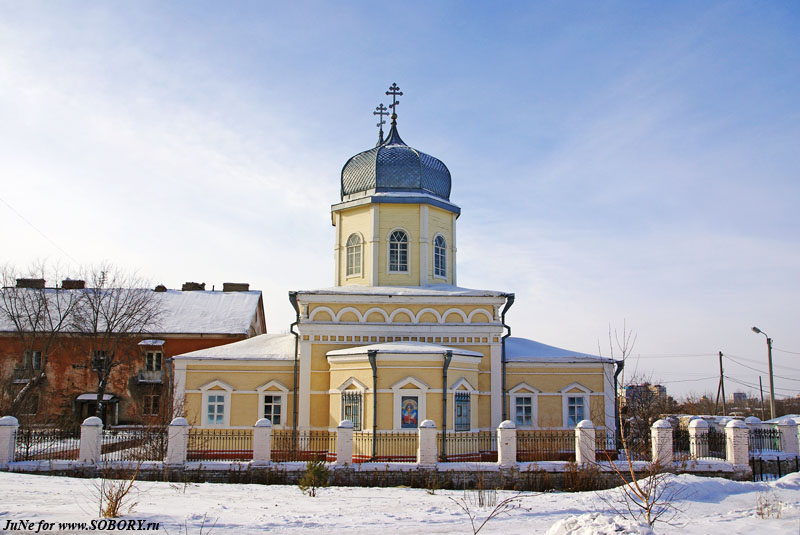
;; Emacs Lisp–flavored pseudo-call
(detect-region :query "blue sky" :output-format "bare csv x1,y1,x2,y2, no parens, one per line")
1,1,799,400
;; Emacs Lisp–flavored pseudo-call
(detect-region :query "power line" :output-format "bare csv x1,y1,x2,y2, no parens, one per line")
775,348,800,356
725,355,800,383
0,194,80,266
724,375,798,396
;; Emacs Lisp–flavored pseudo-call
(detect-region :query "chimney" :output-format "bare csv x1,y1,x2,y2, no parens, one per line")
61,279,85,290
223,282,250,292
16,278,45,289
154,284,167,292
181,282,205,291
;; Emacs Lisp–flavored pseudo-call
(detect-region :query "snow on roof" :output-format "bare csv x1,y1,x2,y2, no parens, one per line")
0,288,262,335
328,341,482,358
297,284,507,298
506,337,612,363
173,333,295,361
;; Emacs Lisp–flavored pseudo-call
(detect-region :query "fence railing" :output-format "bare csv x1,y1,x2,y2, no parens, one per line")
438,431,497,462
14,426,81,462
271,430,336,462
101,427,167,462
516,430,575,462
749,428,781,455
187,428,253,461
353,431,418,463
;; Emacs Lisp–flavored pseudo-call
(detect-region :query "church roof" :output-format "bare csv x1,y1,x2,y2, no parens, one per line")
505,337,612,363
340,125,452,202
172,333,295,360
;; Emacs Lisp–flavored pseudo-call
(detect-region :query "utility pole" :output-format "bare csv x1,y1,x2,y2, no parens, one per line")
759,376,766,420
714,351,726,416
752,326,776,420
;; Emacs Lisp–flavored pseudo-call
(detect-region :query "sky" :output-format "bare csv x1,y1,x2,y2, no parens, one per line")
1,1,798,400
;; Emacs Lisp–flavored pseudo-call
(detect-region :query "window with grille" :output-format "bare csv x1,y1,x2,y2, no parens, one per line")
434,235,447,278
567,396,585,427
389,230,409,272
455,391,470,431
145,351,162,371
515,396,533,427
143,395,160,416
341,391,362,431
207,394,225,425
346,234,362,276
263,395,282,425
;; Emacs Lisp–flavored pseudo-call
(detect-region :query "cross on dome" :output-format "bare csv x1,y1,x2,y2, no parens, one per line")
386,83,403,124
373,103,388,145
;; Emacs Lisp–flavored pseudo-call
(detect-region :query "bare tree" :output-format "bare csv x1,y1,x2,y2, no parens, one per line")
71,264,163,421
0,262,79,416
599,322,684,528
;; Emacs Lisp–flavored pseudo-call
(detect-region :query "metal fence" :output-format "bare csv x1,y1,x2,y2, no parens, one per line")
749,427,781,456
14,426,81,461
353,431,418,463
438,431,497,462
187,428,253,461
516,430,575,462
271,430,336,462
595,432,618,461
101,427,167,462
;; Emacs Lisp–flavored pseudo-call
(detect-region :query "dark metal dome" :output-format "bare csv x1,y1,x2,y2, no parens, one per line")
340,125,452,201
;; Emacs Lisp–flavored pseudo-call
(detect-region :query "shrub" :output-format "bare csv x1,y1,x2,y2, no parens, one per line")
298,459,330,497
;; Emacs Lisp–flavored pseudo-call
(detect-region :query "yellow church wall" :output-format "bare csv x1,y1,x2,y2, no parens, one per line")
307,302,494,321
230,393,259,426
506,366,606,392
184,393,201,424
337,205,372,286
184,368,295,391
537,396,563,427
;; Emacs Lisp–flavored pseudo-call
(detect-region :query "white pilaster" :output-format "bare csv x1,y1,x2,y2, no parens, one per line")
726,419,749,467
451,213,457,286
417,419,438,467
419,205,429,285
298,339,312,429
689,419,709,459
371,205,380,286
172,360,187,419
575,420,596,465
166,417,189,465
497,420,516,468
78,416,103,464
253,418,272,464
0,416,19,466
490,342,503,428
650,419,673,467
333,212,341,286
336,419,354,465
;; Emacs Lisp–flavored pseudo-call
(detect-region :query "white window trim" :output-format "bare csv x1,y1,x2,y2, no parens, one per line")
450,377,475,432
391,376,428,430
256,380,289,429
509,382,541,429
200,380,233,428
387,228,411,274
337,377,367,430
560,382,592,428
345,232,364,278
433,233,447,280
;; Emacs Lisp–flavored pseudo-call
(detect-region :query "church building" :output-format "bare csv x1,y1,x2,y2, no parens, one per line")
172,85,616,437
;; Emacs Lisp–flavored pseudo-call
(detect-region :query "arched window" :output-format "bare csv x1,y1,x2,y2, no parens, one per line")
389,230,408,273
434,235,447,278
346,233,362,276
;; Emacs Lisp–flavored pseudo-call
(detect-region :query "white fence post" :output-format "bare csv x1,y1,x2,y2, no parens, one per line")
689,419,709,459
253,418,272,464
417,420,437,467
725,419,749,467
777,419,799,457
0,416,19,466
78,416,103,464
497,420,517,468
166,417,189,465
575,420,596,465
651,419,673,467
336,420,354,466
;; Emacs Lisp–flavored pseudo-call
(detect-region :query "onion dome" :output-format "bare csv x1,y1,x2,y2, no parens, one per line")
340,124,452,201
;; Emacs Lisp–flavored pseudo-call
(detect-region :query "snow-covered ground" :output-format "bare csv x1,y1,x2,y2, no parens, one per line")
1,471,799,534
